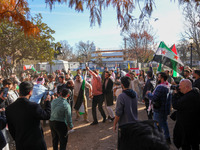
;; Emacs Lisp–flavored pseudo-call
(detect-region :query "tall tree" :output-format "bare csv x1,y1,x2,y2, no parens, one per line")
0,13,56,72
0,0,40,35
123,21,156,67
76,41,95,62
181,2,200,59
176,39,189,65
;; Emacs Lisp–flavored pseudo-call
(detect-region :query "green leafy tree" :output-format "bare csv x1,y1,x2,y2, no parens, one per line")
0,13,56,73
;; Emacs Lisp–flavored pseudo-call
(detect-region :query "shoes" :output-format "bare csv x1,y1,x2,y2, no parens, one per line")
109,117,115,122
84,119,90,123
68,129,75,134
102,118,106,123
107,116,111,120
75,116,80,121
90,122,98,125
166,138,171,144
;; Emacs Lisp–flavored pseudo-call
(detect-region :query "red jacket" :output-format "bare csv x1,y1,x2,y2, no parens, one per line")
89,70,103,96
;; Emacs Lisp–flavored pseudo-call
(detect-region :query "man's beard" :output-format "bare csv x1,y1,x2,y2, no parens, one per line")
67,85,74,89
157,80,161,84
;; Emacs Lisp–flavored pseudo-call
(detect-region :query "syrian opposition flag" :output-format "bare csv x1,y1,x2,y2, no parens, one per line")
74,79,85,115
23,65,36,71
130,68,140,75
74,71,88,115
153,41,184,77
23,65,37,72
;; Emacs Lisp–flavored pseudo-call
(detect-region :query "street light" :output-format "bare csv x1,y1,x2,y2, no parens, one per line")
189,38,193,68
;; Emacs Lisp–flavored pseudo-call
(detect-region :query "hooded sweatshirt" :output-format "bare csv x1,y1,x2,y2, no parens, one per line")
116,89,138,127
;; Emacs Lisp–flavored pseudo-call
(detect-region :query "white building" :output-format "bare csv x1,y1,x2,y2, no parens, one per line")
36,60,80,73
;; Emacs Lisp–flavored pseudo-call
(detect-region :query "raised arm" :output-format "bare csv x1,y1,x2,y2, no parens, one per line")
86,67,98,78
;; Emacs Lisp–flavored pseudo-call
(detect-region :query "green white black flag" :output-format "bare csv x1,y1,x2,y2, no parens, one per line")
153,41,184,76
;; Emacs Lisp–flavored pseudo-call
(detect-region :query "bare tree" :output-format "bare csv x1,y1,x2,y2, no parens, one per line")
176,39,190,65
123,21,156,67
182,2,200,58
76,41,95,62
58,40,74,61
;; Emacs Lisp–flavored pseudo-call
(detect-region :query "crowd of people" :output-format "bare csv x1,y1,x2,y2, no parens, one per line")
0,65,200,150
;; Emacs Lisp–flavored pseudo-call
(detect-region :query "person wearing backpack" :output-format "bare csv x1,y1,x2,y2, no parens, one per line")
147,72,171,144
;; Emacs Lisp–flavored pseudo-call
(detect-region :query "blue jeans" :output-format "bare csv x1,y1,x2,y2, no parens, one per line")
153,112,170,139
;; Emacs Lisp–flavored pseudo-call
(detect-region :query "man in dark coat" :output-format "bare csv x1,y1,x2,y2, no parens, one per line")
101,67,108,83
172,79,200,150
102,71,115,121
193,69,200,90
5,81,51,150
142,71,156,119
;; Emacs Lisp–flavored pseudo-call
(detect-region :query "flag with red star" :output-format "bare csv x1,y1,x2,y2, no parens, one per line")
153,41,184,77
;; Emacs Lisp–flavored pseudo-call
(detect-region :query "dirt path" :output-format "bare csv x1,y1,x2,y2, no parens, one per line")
44,100,177,150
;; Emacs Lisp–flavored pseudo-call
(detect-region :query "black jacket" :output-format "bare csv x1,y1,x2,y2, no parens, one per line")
5,98,51,150
102,78,114,106
193,78,200,90
143,77,156,100
0,114,6,149
172,88,200,148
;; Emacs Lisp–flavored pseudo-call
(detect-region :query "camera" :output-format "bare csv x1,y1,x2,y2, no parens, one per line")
170,85,179,90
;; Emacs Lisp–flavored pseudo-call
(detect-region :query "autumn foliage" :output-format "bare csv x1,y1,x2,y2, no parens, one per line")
0,0,40,35
1,0,200,35
123,21,156,65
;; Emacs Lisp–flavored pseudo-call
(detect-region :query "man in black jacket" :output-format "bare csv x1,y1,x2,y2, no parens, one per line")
193,69,200,90
5,81,51,150
172,79,200,150
142,71,156,119
103,71,115,122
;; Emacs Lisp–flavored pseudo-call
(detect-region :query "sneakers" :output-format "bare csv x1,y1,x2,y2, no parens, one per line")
68,129,75,134
90,122,98,125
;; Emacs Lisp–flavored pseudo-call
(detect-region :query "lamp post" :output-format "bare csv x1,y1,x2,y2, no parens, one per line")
189,38,193,68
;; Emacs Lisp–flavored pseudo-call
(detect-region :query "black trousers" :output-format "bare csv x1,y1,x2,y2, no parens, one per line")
50,121,68,150
92,94,106,123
